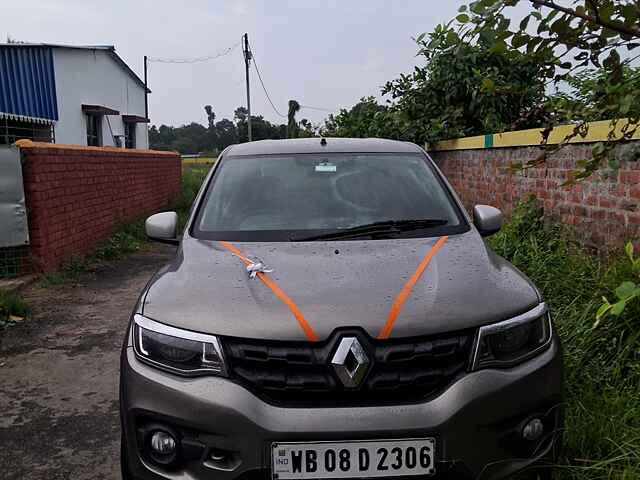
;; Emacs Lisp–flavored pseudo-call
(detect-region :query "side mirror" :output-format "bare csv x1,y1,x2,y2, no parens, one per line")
145,212,179,245
473,205,503,237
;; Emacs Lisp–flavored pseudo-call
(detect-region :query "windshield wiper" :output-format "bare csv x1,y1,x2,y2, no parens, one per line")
290,219,448,242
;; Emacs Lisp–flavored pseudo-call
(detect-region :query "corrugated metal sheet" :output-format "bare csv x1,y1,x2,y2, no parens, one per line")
0,145,29,247
0,46,59,123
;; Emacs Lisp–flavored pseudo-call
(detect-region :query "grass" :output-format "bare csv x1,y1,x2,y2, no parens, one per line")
40,218,148,286
0,289,29,328
173,164,211,231
489,196,640,479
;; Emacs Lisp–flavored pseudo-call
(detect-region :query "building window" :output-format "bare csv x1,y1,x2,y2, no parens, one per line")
86,114,102,146
124,122,136,149
0,118,54,144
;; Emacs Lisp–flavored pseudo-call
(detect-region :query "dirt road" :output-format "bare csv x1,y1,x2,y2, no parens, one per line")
0,246,174,479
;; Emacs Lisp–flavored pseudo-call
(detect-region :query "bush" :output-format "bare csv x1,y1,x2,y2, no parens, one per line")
489,196,640,479
92,217,147,261
0,289,29,328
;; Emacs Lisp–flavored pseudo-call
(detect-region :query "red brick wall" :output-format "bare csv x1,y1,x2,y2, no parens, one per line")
18,141,181,272
431,143,640,249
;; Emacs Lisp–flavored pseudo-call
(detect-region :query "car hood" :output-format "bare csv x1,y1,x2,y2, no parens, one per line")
142,231,540,341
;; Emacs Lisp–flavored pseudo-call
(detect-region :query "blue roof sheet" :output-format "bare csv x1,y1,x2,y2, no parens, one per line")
0,46,59,123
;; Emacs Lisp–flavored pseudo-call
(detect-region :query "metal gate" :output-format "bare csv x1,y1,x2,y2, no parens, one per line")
0,145,30,277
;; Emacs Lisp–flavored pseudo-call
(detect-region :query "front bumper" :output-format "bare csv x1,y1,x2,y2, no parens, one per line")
120,334,563,480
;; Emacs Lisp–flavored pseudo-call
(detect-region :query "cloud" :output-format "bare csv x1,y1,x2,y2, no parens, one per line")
2,0,468,126
363,56,383,73
231,0,249,16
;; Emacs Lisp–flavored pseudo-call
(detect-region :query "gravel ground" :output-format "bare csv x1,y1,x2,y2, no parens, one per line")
0,245,174,479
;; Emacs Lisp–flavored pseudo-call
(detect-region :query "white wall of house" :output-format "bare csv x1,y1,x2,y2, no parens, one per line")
52,48,148,148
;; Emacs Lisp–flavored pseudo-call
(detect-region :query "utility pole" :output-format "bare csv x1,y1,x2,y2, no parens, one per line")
143,55,149,120
242,33,252,142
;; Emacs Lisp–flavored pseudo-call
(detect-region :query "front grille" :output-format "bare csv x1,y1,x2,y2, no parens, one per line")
223,328,475,407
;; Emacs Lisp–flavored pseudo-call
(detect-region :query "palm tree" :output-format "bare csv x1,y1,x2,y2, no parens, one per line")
287,100,300,138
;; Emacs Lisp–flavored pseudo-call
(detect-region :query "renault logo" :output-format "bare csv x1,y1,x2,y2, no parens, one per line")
331,337,370,388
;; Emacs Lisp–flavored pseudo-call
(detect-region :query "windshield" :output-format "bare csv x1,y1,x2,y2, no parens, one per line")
193,153,468,241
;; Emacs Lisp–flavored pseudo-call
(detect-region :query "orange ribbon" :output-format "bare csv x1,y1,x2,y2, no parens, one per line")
220,235,447,343
378,236,448,339
218,241,319,342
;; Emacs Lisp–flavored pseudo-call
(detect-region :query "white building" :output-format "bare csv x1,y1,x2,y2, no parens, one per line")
0,44,150,149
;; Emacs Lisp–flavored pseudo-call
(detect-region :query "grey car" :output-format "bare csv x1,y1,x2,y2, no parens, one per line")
120,138,563,480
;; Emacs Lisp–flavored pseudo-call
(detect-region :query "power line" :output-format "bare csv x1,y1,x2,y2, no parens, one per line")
248,43,336,118
247,40,287,118
300,104,336,113
148,41,241,64
147,35,336,121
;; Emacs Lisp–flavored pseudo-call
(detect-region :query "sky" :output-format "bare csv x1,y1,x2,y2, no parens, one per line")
3,0,473,127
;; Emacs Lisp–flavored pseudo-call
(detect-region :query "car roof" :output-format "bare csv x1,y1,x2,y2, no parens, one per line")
225,138,424,156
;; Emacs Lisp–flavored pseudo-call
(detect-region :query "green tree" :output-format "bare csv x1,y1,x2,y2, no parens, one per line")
172,122,208,154
149,122,214,153
214,118,238,150
204,105,216,129
322,29,547,146
149,107,288,153
203,105,218,153
298,118,317,138
234,106,287,143
234,107,250,142
321,97,399,139
382,24,547,145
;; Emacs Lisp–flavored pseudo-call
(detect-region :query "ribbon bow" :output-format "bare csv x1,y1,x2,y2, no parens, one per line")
245,259,274,279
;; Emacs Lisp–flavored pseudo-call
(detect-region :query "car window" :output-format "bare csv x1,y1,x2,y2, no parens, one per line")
193,153,468,241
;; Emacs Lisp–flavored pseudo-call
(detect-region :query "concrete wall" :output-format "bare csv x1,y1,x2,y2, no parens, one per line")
18,141,180,272
52,48,148,148
431,143,640,250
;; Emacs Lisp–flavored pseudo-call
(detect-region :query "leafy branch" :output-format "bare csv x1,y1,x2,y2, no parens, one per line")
596,242,640,326
531,0,640,38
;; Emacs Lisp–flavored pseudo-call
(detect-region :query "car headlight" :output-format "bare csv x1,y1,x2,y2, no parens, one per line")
471,303,552,371
133,314,226,376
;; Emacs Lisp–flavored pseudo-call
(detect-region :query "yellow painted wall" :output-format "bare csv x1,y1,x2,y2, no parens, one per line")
430,118,640,151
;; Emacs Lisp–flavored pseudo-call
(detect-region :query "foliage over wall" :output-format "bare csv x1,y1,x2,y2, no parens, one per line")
549,66,640,124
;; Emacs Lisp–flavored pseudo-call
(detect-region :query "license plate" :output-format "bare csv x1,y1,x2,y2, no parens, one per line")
271,438,435,479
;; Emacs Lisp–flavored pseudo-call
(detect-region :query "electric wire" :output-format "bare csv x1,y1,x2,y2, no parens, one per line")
300,105,336,113
148,41,241,64
247,40,287,118
249,42,336,117
148,36,337,118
